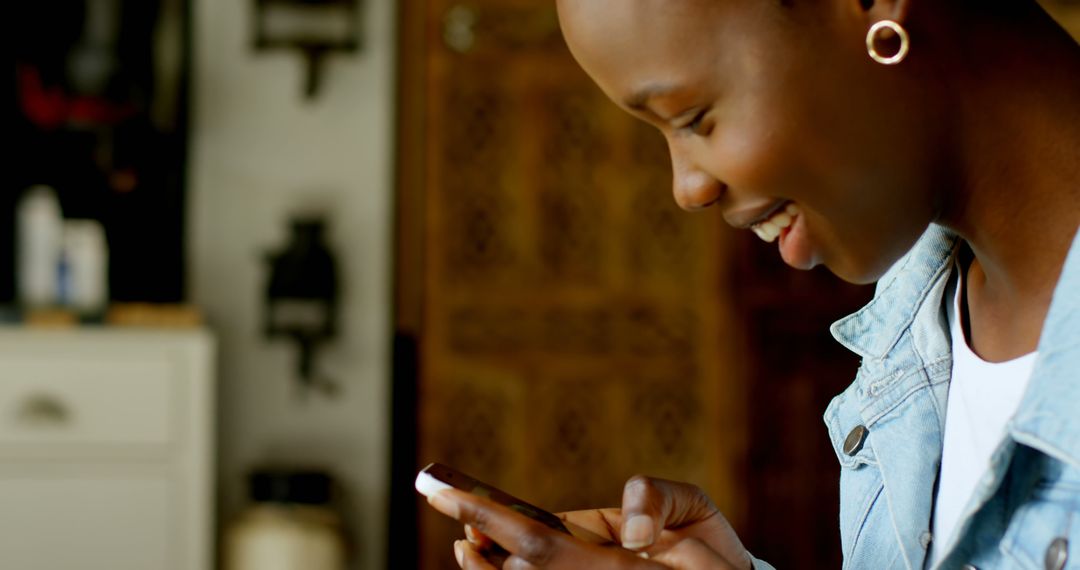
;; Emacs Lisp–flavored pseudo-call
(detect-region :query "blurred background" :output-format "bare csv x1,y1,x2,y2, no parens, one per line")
4,1,1078,569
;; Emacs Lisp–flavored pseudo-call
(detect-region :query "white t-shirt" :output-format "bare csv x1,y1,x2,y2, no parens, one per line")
926,269,1038,568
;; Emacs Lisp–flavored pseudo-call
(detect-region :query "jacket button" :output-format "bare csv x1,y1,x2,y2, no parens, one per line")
843,425,868,456
919,531,932,549
1045,537,1068,570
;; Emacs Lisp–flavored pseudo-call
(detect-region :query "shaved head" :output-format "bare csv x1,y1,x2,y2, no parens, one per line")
554,0,944,282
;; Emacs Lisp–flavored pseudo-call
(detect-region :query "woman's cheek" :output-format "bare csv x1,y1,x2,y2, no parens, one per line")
711,115,801,195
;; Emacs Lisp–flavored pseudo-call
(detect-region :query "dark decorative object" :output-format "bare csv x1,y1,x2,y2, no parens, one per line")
264,217,339,396
249,468,334,505
253,0,362,99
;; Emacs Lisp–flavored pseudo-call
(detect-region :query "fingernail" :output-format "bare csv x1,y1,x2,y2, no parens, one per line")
454,540,465,567
464,525,478,544
428,491,460,519
621,515,654,549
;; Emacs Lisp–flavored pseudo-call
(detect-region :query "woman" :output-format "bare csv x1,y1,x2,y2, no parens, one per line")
425,0,1080,568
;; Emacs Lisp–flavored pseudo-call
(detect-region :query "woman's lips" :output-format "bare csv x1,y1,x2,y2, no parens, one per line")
723,200,791,230
778,211,818,270
744,202,819,270
749,202,798,242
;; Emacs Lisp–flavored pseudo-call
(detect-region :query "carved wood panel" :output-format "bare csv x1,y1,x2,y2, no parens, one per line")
411,2,744,569
395,1,874,569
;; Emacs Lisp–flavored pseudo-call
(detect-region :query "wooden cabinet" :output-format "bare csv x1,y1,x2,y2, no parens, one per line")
0,329,214,570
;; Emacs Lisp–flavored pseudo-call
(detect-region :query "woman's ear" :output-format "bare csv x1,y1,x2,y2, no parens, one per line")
855,0,913,65
858,0,912,26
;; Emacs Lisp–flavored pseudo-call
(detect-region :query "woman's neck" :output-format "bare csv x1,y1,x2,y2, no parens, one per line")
931,3,1080,361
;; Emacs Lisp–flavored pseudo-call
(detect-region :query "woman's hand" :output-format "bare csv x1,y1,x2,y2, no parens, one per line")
606,475,749,564
427,475,751,569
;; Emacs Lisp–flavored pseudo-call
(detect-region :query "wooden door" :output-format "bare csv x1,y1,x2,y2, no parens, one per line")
392,1,873,568
394,2,746,568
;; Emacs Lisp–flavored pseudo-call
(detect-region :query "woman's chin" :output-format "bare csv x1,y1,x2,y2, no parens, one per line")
825,257,892,286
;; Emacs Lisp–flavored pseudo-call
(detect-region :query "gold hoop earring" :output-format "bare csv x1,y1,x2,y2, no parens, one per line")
866,20,910,65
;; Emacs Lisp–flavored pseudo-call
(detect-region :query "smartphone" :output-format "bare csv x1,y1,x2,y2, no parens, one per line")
415,462,610,545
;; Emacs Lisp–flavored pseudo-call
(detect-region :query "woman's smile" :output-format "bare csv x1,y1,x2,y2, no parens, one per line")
724,200,821,270
558,0,945,284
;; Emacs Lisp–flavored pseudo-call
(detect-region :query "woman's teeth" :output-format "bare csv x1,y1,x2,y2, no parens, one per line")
751,203,800,243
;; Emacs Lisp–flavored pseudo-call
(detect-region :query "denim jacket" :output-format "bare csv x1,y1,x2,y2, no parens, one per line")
822,224,1079,570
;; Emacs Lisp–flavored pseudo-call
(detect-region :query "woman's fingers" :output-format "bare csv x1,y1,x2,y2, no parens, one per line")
457,540,500,570
558,508,624,544
431,489,667,570
651,538,743,570
618,476,749,566
619,476,718,549
465,524,495,550
429,489,568,566
502,555,541,570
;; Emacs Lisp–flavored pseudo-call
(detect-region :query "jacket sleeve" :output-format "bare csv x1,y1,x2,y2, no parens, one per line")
749,552,777,570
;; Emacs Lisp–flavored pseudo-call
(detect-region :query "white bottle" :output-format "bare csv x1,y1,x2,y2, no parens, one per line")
225,471,346,570
62,220,109,315
16,186,64,308
225,505,345,570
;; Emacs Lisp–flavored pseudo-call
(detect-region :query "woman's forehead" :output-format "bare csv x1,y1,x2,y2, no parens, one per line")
557,0,731,102
558,0,726,50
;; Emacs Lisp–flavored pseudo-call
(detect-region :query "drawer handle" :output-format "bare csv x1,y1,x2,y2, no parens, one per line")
16,393,72,426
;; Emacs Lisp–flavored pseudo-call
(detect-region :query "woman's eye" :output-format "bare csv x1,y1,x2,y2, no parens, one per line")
679,109,711,136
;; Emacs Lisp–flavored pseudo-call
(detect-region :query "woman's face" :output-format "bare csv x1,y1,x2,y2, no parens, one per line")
558,0,942,283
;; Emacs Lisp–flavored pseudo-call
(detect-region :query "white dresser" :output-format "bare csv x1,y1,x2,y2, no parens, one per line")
0,328,215,570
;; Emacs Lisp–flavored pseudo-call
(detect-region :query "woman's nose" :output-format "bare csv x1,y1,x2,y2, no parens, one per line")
669,143,723,211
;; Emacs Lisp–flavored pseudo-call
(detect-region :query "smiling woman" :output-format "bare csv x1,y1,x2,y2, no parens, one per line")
559,0,947,285
424,0,1080,568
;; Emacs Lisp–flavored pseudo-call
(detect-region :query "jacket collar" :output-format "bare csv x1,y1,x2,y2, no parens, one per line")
830,225,961,361
832,224,1080,468
1009,227,1080,470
